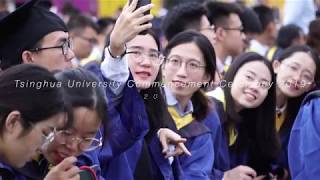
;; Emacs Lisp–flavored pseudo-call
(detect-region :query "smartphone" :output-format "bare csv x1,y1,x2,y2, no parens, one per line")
129,0,151,35
79,165,99,180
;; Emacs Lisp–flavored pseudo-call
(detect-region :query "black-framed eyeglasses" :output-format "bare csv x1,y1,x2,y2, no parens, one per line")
29,39,73,56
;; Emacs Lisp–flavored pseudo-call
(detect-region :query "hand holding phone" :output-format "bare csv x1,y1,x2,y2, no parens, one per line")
129,0,152,35
44,157,80,180
109,0,153,57
79,165,99,180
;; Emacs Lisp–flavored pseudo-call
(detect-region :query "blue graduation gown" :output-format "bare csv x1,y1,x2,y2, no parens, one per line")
77,75,152,179
277,121,291,171
0,162,27,180
288,95,320,179
204,98,230,180
173,120,214,180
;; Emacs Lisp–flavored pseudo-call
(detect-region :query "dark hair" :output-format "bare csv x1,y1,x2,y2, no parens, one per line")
205,1,241,27
307,19,320,55
276,45,320,134
0,64,66,136
277,24,303,49
138,30,169,139
61,2,80,17
253,5,275,32
54,68,108,140
97,17,115,34
239,6,262,34
223,52,280,173
163,31,216,120
67,15,99,33
162,2,207,41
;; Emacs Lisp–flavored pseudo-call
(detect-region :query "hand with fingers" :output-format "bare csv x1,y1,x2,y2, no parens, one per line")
158,128,192,158
109,0,154,57
44,157,80,180
223,165,257,180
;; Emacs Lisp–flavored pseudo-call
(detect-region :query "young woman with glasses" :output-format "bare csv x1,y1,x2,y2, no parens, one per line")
0,64,70,179
77,0,191,179
17,68,108,180
161,31,226,179
271,45,320,179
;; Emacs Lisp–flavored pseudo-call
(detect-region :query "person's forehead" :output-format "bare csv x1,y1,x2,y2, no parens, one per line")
42,31,69,45
238,61,271,80
127,34,158,50
228,13,242,26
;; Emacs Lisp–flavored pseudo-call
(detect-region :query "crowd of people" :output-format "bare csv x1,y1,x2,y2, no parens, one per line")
0,0,320,179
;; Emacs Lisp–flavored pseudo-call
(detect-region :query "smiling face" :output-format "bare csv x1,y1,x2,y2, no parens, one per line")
274,52,316,97
43,107,100,165
127,34,162,89
230,61,272,111
162,42,210,100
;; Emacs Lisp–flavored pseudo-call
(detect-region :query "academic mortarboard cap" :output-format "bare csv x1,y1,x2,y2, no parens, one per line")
0,0,68,70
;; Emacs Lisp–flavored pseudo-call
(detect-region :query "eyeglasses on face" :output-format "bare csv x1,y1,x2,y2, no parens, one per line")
126,50,164,65
54,129,103,152
29,38,73,56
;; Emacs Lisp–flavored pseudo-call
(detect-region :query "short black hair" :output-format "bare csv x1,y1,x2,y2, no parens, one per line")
161,2,207,41
253,5,275,32
67,15,99,33
97,17,115,34
277,24,303,49
307,19,320,53
206,1,241,27
239,6,262,33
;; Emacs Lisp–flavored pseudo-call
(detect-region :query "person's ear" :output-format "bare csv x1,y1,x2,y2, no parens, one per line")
272,60,281,74
4,111,22,135
21,50,35,64
215,27,225,41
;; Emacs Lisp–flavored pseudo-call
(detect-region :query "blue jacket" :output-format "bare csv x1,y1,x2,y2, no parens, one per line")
173,120,214,180
288,91,320,180
204,98,230,180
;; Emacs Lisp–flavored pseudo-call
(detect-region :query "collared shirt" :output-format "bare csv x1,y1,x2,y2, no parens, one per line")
248,39,269,56
276,103,287,132
164,86,195,130
216,57,225,74
164,86,193,117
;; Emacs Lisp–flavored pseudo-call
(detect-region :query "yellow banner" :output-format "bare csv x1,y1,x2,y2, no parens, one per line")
98,0,161,17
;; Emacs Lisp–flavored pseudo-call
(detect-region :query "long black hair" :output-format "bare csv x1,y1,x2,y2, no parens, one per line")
223,52,280,173
138,30,171,139
163,31,216,120
0,64,67,136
